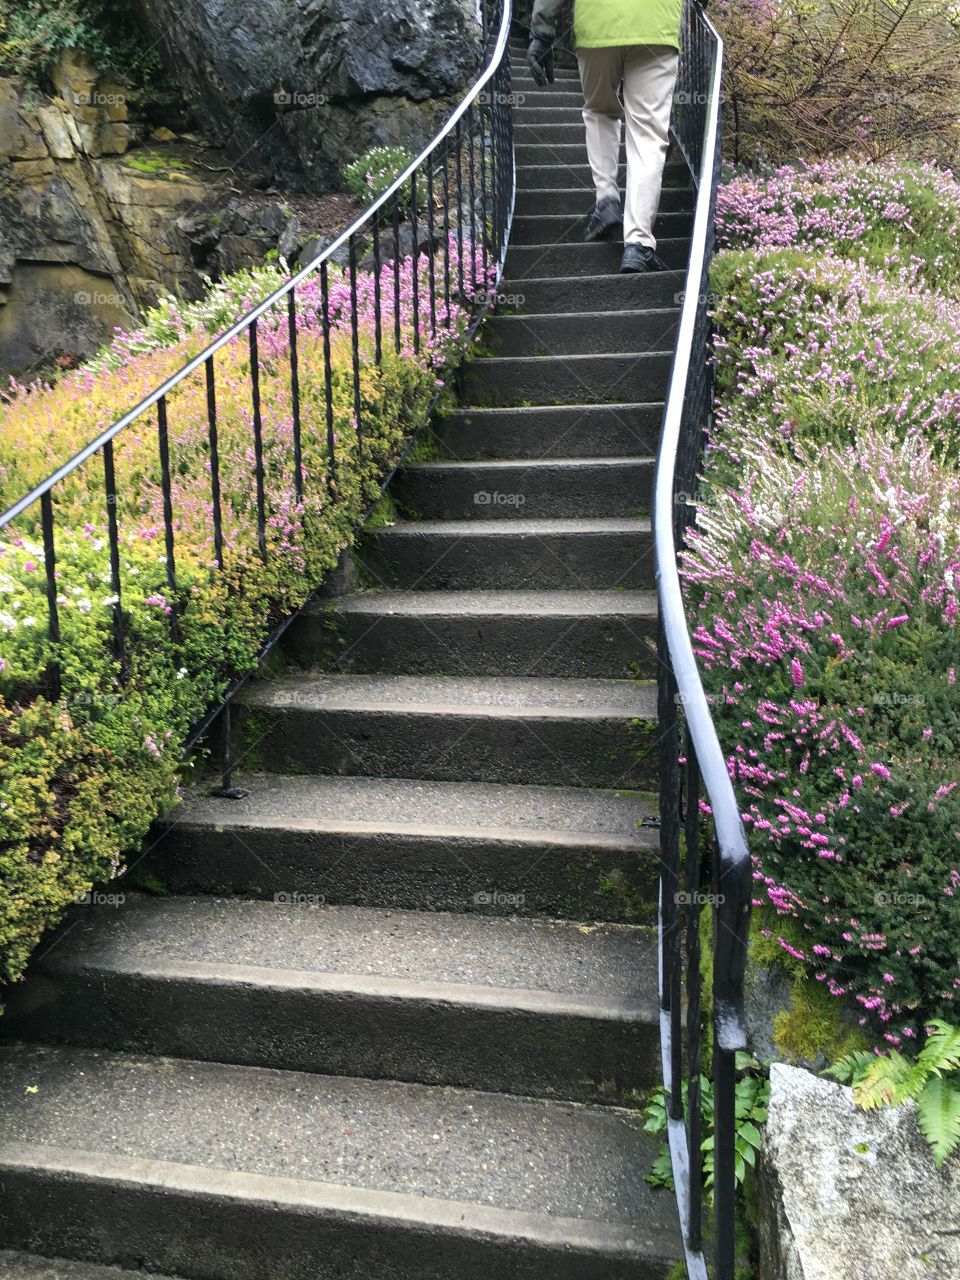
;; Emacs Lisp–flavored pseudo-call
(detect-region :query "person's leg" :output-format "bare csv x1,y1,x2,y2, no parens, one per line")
621,44,680,248
577,45,625,233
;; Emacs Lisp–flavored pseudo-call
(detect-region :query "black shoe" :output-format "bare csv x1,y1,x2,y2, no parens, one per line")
584,196,623,243
620,243,664,274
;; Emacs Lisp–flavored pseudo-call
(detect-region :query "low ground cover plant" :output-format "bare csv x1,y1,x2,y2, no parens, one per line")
688,159,960,1065
0,236,489,998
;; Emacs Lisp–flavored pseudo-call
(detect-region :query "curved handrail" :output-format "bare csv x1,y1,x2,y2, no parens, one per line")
1,4,514,531
654,5,752,1279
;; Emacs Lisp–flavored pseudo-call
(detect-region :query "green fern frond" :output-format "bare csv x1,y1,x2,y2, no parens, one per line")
915,1075,960,1166
853,1052,914,1109
920,1021,960,1078
826,1050,875,1084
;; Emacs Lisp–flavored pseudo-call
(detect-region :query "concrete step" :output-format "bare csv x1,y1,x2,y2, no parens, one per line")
505,238,690,278
461,351,672,407
230,672,658,788
510,212,693,246
359,516,654,589
0,1255,181,1280
512,89,585,108
141,773,661,923
0,1044,682,1280
481,308,679,355
516,161,689,190
499,270,686,314
515,186,693,216
392,456,654,519
5,896,661,1103
515,121,595,143
432,403,663,460
289,588,659,678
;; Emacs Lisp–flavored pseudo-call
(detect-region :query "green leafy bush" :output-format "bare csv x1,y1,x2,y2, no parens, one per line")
0,235,488,1001
0,0,160,84
342,146,414,206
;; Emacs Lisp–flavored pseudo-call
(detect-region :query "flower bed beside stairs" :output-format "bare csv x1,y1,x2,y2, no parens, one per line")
688,159,960,1112
0,238,490,999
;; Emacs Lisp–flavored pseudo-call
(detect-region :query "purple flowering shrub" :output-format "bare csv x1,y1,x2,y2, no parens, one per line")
0,237,492,996
688,161,960,1047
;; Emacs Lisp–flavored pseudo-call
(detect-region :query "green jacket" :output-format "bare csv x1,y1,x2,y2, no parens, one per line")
531,0,684,50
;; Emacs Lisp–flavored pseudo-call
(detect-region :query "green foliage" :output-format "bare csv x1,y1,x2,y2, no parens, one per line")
342,146,414,206
0,0,161,85
642,1053,770,1198
828,1021,960,1165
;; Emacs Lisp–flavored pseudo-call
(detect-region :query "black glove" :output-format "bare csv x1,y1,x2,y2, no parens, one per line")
527,34,555,86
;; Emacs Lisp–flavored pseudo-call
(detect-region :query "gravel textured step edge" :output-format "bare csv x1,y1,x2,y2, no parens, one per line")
514,186,693,216
358,517,655,590
289,589,660,679
137,773,662,923
391,456,655,520
432,403,664,459
497,272,686,314
0,1254,181,1280
6,899,661,1102
231,672,658,789
480,308,679,355
0,1145,679,1280
460,352,673,409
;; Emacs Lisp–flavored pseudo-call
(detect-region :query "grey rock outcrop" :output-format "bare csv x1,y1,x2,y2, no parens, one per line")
759,1063,960,1280
134,0,481,189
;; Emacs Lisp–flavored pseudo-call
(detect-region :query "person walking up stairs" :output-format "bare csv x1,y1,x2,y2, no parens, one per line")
528,0,683,273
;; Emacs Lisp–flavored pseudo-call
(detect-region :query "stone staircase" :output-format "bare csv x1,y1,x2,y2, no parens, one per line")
0,40,693,1280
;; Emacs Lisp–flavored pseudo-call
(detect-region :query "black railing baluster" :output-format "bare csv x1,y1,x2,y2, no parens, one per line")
685,732,704,1253
410,173,421,356
157,396,177,613
478,99,489,284
320,261,338,490
348,236,364,462
467,102,478,296
426,160,437,340
102,440,124,670
372,209,383,365
287,290,304,504
40,490,61,701
441,140,452,320
205,357,225,571
248,320,268,561
392,195,403,354
455,120,465,300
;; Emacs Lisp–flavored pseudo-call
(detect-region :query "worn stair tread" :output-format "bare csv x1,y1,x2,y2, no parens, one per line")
368,516,652,535
327,588,657,617
0,1256,181,1280
0,1043,675,1237
28,894,658,1008
239,672,656,717
399,454,654,473
166,772,657,842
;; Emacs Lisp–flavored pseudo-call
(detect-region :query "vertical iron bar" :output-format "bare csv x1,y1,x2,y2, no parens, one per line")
392,195,403,354
685,732,704,1253
657,613,684,1121
248,321,267,561
102,440,124,670
348,235,363,462
372,210,383,365
467,101,478,297
410,172,421,356
455,120,465,301
287,290,304,504
205,357,224,571
477,98,489,287
40,490,61,701
426,159,437,340
441,139,452,321
156,396,177,607
713,1036,738,1280
320,262,337,490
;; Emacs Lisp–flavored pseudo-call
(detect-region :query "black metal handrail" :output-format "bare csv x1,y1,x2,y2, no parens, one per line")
655,5,752,1280
0,0,515,783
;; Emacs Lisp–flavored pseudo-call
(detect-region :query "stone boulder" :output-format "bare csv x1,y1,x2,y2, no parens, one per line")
134,0,482,190
759,1063,960,1280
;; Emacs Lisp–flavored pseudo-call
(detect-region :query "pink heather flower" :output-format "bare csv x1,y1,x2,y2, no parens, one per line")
882,973,895,984
852,775,863,789
870,763,892,781
790,658,804,687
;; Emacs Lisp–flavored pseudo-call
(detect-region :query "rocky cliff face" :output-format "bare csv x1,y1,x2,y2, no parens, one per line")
134,0,481,190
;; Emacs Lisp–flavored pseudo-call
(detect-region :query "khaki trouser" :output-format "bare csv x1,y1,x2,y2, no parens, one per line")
577,44,680,248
